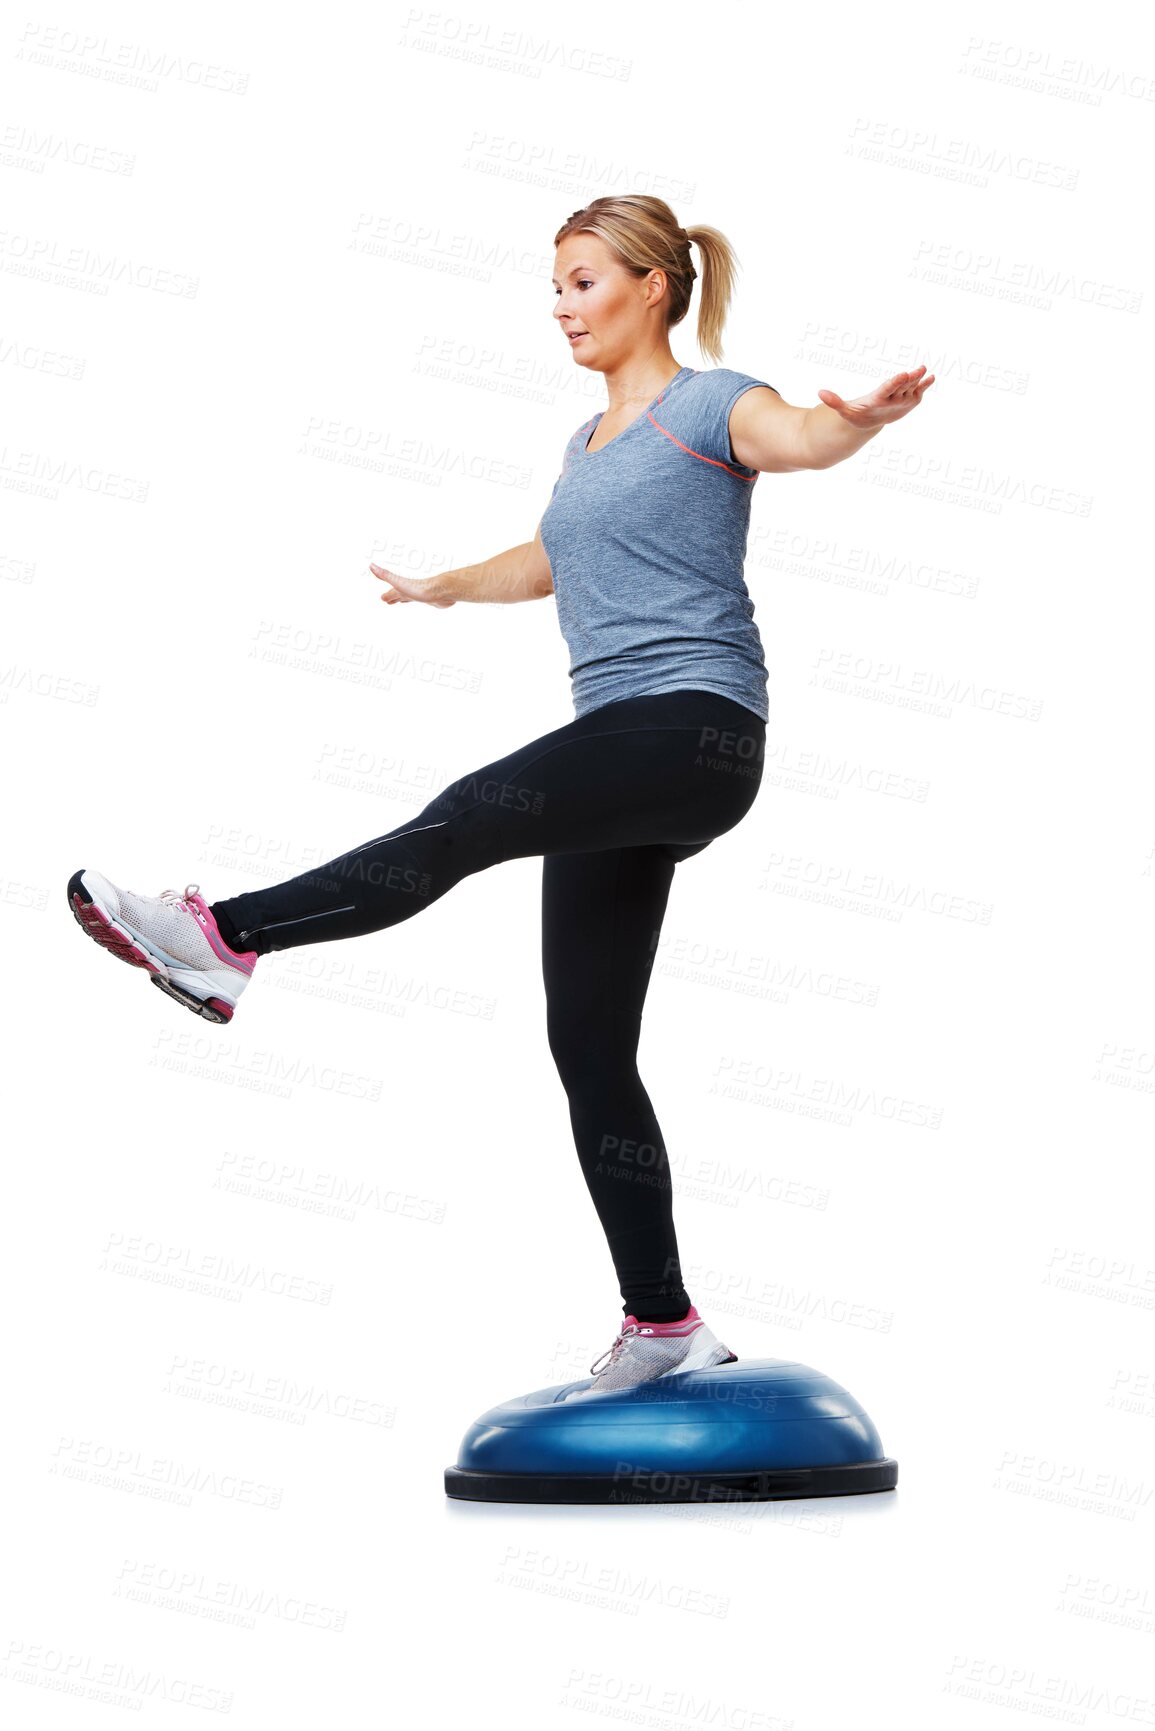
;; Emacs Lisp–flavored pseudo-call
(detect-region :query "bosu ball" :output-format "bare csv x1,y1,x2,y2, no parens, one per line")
445,1357,897,1504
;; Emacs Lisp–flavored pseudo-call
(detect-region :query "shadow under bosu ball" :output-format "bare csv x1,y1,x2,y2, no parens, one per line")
444,1357,898,1505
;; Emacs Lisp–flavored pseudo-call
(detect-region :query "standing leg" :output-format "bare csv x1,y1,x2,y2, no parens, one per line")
541,843,693,1322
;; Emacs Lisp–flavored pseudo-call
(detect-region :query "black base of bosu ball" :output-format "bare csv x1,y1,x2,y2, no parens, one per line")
445,1357,898,1505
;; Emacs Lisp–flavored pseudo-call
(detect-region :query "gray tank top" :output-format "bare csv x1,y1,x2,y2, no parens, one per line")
540,365,777,721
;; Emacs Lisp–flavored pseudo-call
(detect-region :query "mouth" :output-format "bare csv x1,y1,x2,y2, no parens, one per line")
566,331,588,343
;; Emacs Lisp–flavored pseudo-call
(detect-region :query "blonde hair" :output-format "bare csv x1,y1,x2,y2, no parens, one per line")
553,194,738,366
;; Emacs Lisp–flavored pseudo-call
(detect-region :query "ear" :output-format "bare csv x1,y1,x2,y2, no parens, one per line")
644,269,668,307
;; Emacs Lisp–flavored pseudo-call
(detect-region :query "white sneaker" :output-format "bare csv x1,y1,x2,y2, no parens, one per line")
67,867,257,1023
565,1305,737,1399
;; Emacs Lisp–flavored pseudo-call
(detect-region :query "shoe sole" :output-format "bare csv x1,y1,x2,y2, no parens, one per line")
680,1341,738,1373
67,869,236,1025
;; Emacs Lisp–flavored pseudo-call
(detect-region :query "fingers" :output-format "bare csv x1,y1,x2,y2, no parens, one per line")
883,366,929,396
370,562,410,604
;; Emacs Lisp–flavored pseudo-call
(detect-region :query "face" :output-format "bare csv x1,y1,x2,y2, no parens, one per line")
551,231,666,371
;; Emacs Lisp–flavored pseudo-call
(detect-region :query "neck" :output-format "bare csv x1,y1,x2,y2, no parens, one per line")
599,350,682,414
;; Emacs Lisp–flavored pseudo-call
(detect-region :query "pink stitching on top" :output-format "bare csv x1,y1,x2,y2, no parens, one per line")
643,409,757,481
568,371,758,477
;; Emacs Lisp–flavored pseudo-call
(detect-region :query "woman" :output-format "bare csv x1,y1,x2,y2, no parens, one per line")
67,195,934,1395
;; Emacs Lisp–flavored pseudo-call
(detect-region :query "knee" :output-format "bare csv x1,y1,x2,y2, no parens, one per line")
545,1011,583,1087
546,1004,638,1092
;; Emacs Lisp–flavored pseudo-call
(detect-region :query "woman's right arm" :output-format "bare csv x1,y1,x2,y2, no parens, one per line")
372,520,554,608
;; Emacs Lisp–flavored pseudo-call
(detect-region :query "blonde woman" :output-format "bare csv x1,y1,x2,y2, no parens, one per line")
68,195,933,1394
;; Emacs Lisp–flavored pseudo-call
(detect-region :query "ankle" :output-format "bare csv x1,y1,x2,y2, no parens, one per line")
208,901,246,955
629,1303,697,1329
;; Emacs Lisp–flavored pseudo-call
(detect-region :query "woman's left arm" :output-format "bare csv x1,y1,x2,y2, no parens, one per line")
731,367,937,473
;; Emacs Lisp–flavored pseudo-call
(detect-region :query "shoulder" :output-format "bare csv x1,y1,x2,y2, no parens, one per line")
684,367,778,400
658,368,778,473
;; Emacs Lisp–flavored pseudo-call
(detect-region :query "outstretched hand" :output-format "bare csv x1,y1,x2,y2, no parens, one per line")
817,366,936,428
370,563,455,607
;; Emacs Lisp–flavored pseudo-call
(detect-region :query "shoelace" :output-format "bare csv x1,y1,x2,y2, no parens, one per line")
159,883,201,912
589,1322,642,1377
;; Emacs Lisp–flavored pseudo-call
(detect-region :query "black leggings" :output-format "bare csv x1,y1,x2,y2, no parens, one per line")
210,688,767,1321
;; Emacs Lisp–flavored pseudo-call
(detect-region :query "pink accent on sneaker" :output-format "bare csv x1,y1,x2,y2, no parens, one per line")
72,895,164,975
624,1305,702,1337
186,892,257,972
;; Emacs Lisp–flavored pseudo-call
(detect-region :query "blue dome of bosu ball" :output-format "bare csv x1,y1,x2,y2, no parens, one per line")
445,1357,898,1504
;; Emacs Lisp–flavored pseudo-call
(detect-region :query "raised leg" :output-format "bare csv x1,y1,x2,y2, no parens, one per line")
210,690,765,955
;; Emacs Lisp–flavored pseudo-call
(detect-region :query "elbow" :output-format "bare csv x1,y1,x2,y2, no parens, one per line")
791,406,839,472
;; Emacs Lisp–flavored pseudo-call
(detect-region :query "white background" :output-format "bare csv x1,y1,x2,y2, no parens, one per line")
2,0,1153,1724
